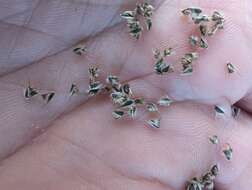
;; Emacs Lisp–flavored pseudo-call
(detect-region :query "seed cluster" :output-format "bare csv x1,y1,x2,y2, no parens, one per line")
181,8,225,74
153,48,174,74
68,65,173,128
186,164,219,190
121,2,154,39
151,7,226,76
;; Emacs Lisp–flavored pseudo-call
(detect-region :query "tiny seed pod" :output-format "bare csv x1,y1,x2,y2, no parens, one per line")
41,92,55,103
214,105,225,115
199,24,208,36
69,83,79,96
128,106,137,118
120,99,135,108
223,143,233,161
209,135,219,145
106,75,120,86
146,102,158,112
227,63,235,73
87,81,103,96
146,119,160,129
231,105,240,118
210,164,219,177
199,37,208,48
120,11,135,20
146,18,152,30
163,48,173,56
121,84,132,96
158,96,173,106
112,110,124,119
182,7,202,16
189,35,199,46
182,64,193,75
73,46,87,55
24,86,38,99
186,178,203,190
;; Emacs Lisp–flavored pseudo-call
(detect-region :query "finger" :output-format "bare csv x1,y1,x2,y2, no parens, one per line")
0,95,251,189
0,0,136,76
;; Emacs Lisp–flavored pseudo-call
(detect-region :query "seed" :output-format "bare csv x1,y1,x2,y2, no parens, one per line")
208,11,225,36
214,105,225,115
204,181,214,190
186,178,203,190
120,11,135,20
73,46,87,55
201,172,215,183
227,63,235,73
146,102,158,112
212,11,224,22
181,52,199,66
192,14,210,24
146,18,152,30
137,2,154,17
24,86,38,99
112,110,124,119
189,35,199,46
128,106,137,118
119,99,135,108
128,21,143,39
41,92,55,103
87,81,103,96
111,92,127,105
155,60,172,74
182,7,202,16
209,135,219,145
210,164,219,177
223,143,233,161
106,75,120,86
158,96,173,106
163,48,173,57
182,64,193,75
89,66,99,80
199,24,208,36
153,49,162,59
231,105,240,118
199,37,208,48
121,84,132,96
69,83,79,96
146,119,160,129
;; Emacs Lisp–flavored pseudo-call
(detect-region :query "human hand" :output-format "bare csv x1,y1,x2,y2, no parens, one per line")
0,0,252,189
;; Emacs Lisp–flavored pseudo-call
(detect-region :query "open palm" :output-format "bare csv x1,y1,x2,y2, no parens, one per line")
0,0,252,189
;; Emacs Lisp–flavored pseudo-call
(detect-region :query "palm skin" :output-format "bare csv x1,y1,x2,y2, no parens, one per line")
0,0,252,189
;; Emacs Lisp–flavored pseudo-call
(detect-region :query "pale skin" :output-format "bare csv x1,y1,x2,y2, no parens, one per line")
0,0,252,189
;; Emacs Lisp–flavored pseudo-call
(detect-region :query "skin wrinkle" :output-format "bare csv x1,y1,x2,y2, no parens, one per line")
49,131,171,190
